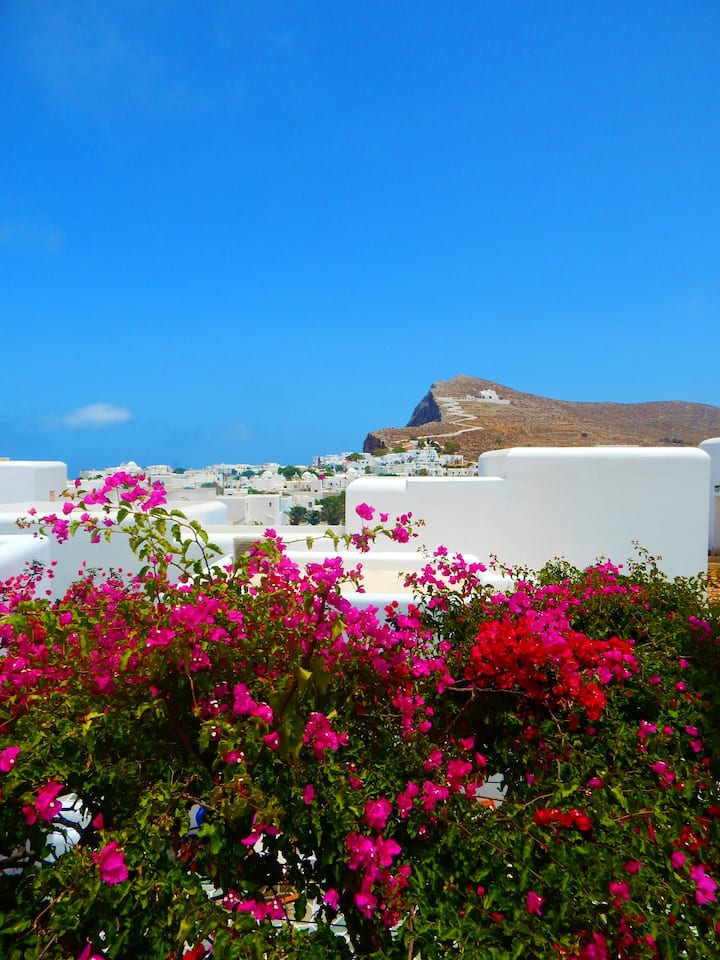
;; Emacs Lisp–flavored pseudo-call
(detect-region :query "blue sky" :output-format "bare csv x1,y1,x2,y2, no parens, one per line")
2,1,719,475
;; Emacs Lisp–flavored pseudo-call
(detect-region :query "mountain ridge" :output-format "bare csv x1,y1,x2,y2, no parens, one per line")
363,375,720,459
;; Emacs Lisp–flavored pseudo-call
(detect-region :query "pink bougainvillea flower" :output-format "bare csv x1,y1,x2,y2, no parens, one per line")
637,720,656,741
623,860,642,874
253,702,274,725
422,780,449,811
397,781,419,818
78,944,104,960
263,731,280,750
93,840,128,885
355,503,375,521
526,889,544,916
241,817,279,847
34,781,64,822
423,748,443,771
690,864,717,905
92,812,104,830
324,888,340,910
232,682,254,715
302,783,316,805
609,880,630,901
375,837,402,867
303,712,348,759
365,796,392,832
355,888,378,917
391,525,410,544
0,746,20,772
671,850,686,869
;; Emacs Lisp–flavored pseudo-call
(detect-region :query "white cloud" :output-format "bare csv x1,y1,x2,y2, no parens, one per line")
60,403,132,429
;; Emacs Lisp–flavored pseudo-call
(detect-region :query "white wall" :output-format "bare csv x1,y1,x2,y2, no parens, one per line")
0,534,52,590
0,446,715,599
0,462,68,504
0,500,231,599
346,446,711,580
699,439,720,551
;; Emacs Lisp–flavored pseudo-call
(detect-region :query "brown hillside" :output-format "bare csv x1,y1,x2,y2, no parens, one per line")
363,375,720,460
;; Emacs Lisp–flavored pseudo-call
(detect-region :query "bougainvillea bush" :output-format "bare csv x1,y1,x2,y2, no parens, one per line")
0,474,719,959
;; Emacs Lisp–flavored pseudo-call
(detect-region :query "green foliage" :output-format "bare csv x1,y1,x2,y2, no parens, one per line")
278,466,302,481
287,505,308,526
318,492,345,526
1,482,719,959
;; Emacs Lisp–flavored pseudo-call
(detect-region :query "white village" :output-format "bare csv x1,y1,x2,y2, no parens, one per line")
2,437,719,603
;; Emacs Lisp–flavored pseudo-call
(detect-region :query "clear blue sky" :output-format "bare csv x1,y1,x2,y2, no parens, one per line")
2,1,719,476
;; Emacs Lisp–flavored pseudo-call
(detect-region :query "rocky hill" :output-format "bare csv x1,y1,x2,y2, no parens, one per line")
363,375,720,460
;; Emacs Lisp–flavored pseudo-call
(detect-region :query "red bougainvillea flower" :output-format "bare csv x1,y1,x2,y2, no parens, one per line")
93,840,129,885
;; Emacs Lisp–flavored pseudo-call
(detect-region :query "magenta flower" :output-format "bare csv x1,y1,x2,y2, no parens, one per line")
355,502,375,521
391,525,410,544
35,781,64,822
397,781,419,818
375,835,402,866
236,896,284,921
365,797,392,832
690,864,717,905
671,850,686,869
609,880,630,901
623,860,642,874
324,888,340,910
637,720,656,741
526,889,544,916
346,832,376,870
421,780,449,811
232,682,254,715
0,746,20,772
355,888,378,917
303,712,348,759
93,840,128,885
302,783,316,805
78,944,104,960
253,702,274,725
